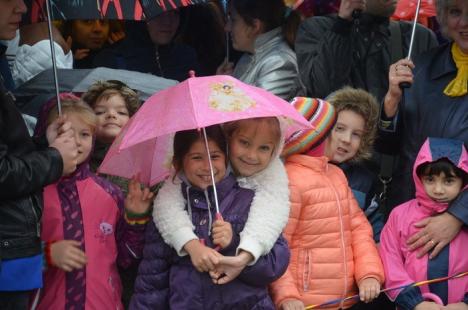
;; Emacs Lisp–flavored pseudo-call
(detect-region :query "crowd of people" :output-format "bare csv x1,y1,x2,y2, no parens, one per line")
0,0,467,309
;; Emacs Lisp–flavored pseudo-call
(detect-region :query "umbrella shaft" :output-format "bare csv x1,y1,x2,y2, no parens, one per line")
407,0,422,60
45,0,61,115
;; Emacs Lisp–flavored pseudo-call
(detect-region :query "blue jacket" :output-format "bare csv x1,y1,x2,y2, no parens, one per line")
130,174,290,309
339,162,384,242
378,43,468,224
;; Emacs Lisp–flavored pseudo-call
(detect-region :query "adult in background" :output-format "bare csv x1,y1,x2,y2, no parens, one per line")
295,0,438,102
216,0,304,101
0,0,78,308
94,10,200,82
379,0,467,261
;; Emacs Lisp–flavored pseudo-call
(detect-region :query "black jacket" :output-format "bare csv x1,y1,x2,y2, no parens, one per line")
0,78,62,260
295,14,438,101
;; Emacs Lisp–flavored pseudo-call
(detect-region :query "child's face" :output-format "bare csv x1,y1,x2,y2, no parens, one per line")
421,172,463,203
67,113,93,167
225,7,257,53
229,122,276,177
325,110,365,163
183,139,227,190
93,94,130,143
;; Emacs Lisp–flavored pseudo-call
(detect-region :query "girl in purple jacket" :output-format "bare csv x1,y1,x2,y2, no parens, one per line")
130,125,290,309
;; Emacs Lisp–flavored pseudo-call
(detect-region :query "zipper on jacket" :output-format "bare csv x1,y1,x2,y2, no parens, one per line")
29,197,40,237
325,174,349,309
303,250,311,292
155,48,164,77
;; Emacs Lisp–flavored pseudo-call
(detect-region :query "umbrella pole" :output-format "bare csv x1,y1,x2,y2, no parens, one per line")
45,0,62,115
201,127,220,215
406,0,422,60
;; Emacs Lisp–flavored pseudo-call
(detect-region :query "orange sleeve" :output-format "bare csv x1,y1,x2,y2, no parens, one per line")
270,169,303,308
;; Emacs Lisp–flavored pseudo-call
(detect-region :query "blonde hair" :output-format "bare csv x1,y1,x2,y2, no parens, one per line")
326,87,379,162
223,117,281,151
47,99,97,133
82,80,141,116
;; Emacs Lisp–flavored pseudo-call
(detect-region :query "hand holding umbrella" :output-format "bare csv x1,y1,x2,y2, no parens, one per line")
400,0,422,89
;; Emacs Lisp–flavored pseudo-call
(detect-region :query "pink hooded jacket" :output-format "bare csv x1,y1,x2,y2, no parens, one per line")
379,138,468,309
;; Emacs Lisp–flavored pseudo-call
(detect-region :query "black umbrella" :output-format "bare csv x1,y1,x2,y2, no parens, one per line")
14,68,177,118
23,0,207,114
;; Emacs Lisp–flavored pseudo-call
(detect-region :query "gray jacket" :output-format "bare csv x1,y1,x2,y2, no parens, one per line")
233,28,304,101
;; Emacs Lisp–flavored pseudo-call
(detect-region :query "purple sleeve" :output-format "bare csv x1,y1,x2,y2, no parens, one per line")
238,234,290,287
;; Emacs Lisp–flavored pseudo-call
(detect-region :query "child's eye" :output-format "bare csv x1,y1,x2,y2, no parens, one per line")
259,145,271,152
239,139,249,146
95,111,105,115
118,110,129,116
423,176,434,183
445,178,455,185
191,155,202,160
352,132,362,139
335,126,345,132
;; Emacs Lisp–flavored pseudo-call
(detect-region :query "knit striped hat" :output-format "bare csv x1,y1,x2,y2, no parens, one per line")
282,97,337,157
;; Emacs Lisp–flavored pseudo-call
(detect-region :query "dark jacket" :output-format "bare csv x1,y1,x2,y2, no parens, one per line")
339,162,384,242
93,22,201,82
0,77,62,260
130,174,290,309
295,14,438,101
378,43,468,223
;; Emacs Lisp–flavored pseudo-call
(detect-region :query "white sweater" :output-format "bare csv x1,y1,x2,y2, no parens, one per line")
152,156,290,264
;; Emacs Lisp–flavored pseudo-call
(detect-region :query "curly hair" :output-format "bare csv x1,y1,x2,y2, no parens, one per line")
326,87,379,162
81,80,141,116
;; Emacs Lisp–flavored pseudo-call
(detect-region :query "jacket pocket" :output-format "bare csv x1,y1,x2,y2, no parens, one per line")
297,248,312,292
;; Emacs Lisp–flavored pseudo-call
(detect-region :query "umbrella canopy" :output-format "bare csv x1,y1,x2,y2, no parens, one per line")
393,0,436,26
25,0,208,22
99,75,312,186
14,67,177,117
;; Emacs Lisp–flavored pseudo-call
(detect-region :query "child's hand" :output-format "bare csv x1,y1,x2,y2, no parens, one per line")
444,303,468,310
414,301,445,310
211,219,233,249
108,31,125,44
50,240,87,272
124,177,155,215
209,250,253,285
281,299,305,310
358,277,380,303
74,48,90,60
216,59,234,75
184,239,222,272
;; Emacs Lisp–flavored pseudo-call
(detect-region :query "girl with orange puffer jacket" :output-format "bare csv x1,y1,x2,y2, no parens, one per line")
270,98,385,310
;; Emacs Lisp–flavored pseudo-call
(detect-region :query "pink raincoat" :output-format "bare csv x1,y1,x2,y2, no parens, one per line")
379,138,468,308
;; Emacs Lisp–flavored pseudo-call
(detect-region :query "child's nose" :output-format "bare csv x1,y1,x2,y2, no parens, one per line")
340,132,352,143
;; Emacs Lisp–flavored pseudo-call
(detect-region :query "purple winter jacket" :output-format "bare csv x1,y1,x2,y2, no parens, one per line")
130,174,290,309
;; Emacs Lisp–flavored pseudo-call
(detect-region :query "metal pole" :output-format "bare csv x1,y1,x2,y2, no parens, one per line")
406,0,422,60
45,0,61,115
202,127,220,214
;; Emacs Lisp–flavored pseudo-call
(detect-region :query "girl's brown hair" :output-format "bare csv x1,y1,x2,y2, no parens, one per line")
326,87,379,162
82,80,141,116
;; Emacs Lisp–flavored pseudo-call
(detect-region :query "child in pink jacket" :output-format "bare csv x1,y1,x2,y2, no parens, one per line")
379,137,468,310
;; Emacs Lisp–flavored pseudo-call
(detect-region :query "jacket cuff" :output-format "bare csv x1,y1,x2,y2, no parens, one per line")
171,227,198,256
447,190,468,226
395,286,424,310
237,236,263,265
379,101,399,132
332,16,353,34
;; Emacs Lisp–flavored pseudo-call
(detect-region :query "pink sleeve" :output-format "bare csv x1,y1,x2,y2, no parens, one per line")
379,209,415,300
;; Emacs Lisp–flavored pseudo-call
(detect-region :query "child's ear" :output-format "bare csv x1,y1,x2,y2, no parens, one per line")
250,18,264,37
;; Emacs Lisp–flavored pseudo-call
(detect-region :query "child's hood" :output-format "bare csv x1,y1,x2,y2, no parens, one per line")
413,137,467,214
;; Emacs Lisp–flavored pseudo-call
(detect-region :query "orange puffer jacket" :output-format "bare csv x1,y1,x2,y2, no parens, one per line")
270,155,384,309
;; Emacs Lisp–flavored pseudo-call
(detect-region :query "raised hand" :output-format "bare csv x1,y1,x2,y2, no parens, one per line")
124,176,154,215
50,240,87,272
384,59,415,118
338,0,366,20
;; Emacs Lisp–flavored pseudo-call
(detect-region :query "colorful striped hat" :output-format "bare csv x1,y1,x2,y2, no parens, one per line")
282,97,337,157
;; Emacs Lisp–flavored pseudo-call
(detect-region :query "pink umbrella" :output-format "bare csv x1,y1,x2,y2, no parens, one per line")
99,74,311,188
